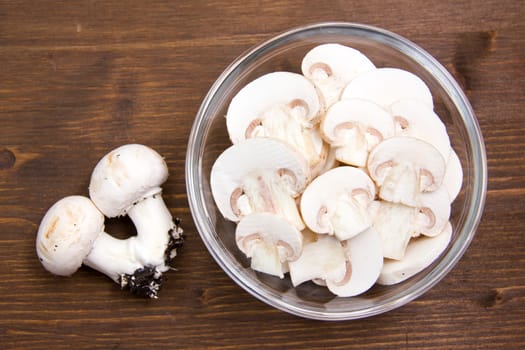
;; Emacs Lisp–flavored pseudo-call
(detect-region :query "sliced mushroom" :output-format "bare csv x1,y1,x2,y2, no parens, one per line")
225,71,325,172
301,43,376,108
367,136,446,206
300,166,376,241
310,144,339,177
320,98,394,167
235,213,303,278
372,201,417,260
373,184,450,260
288,235,347,287
326,227,383,297
414,186,451,237
210,138,309,230
377,222,453,285
443,150,463,202
341,67,434,110
390,99,451,160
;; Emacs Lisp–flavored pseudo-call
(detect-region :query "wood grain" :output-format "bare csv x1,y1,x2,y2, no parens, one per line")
1,1,524,349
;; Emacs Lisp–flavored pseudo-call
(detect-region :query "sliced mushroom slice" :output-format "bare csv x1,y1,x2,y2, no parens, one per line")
300,166,376,241
321,99,394,167
326,227,383,297
301,43,376,108
372,201,417,260
367,136,446,206
210,138,309,230
225,71,325,171
390,99,451,160
288,235,347,287
310,144,339,177
414,186,451,237
341,67,434,110
235,213,303,279
443,150,463,202
377,221,453,285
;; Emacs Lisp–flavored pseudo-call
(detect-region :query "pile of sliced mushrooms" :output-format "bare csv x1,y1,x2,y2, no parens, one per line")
35,144,184,298
210,44,463,297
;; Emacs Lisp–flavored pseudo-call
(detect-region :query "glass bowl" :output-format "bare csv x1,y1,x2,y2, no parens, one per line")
186,22,487,320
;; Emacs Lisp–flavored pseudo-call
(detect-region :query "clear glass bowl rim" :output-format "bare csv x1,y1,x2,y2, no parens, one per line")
186,22,488,321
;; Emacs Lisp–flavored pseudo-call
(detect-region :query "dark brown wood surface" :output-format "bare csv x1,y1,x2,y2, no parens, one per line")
1,1,524,349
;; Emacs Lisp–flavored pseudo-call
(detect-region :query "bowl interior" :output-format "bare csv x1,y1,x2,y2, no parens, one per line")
187,23,486,320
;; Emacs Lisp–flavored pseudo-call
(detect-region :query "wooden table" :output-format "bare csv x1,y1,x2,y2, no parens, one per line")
1,1,524,349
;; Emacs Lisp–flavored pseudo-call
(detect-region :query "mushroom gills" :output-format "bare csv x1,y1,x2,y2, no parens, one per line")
378,222,453,285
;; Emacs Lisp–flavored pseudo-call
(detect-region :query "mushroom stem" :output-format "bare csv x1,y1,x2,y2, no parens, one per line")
83,233,143,282
126,191,183,269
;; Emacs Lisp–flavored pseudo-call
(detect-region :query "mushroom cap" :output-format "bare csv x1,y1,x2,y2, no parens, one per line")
377,221,452,285
226,71,321,144
321,98,394,167
89,144,168,218
326,227,384,297
288,235,347,287
443,150,463,202
301,44,376,107
341,67,434,110
36,196,104,276
367,136,446,196
390,99,451,160
210,138,310,222
300,166,376,240
235,213,303,278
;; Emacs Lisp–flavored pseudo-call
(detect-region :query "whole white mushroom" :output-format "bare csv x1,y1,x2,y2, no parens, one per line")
89,144,184,287
35,195,183,298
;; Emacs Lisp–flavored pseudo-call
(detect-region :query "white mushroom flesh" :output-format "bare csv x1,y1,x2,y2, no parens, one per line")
288,235,347,287
321,98,394,167
301,43,376,108
414,186,451,237
372,201,417,260
236,213,303,278
378,222,453,285
226,71,325,172
326,228,383,297
300,166,375,241
210,138,309,230
367,136,446,206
